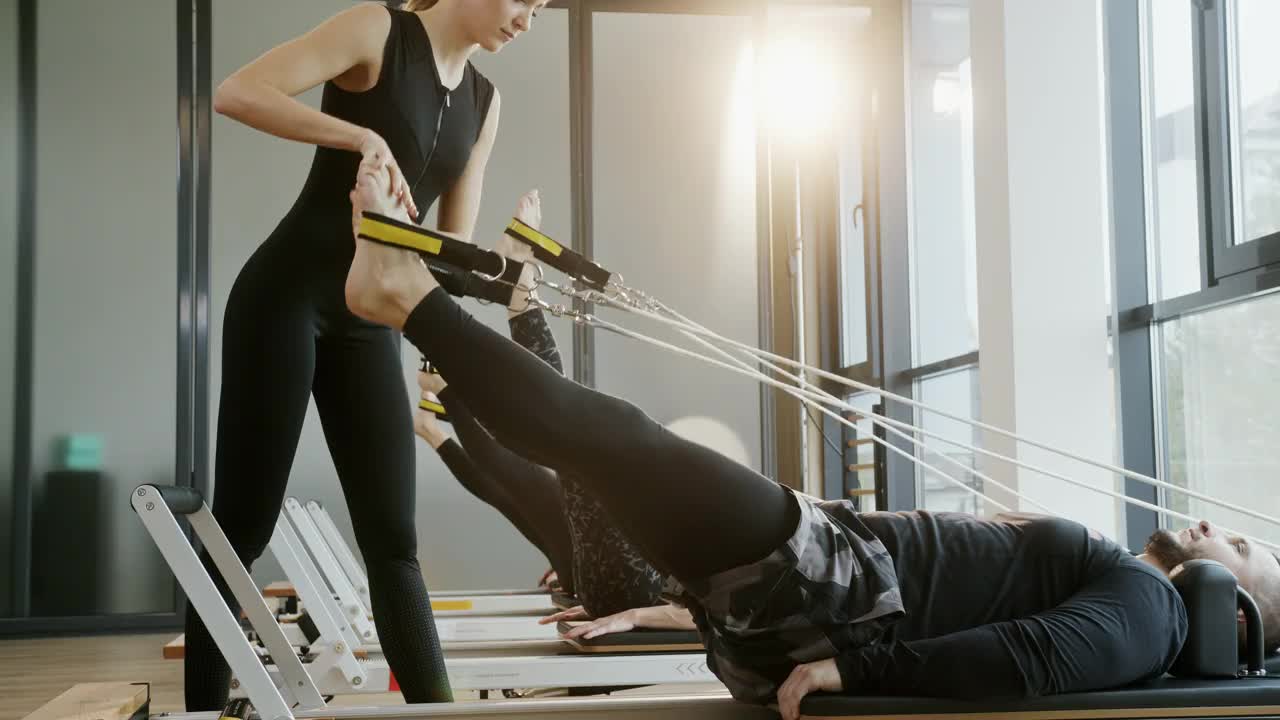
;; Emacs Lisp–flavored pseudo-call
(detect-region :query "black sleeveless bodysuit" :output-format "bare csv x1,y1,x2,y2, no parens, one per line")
183,7,493,709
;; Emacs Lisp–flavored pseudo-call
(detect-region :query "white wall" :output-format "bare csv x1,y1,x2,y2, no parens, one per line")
210,1,571,590
29,0,178,614
971,0,1120,538
590,12,763,471
0,0,18,617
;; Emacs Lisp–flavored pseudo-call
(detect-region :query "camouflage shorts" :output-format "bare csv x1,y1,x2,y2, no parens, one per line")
664,489,904,703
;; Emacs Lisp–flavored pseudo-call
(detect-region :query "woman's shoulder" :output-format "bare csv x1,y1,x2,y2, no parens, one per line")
465,62,498,115
465,62,496,94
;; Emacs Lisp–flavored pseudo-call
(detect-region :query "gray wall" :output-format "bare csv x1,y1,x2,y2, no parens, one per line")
1,0,19,617
210,2,571,590
28,0,178,614
590,12,762,471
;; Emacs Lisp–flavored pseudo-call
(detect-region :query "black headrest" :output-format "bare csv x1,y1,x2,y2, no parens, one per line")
1168,559,1267,678
1169,559,1238,678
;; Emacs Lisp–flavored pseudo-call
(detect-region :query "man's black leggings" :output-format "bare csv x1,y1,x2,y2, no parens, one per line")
404,288,797,582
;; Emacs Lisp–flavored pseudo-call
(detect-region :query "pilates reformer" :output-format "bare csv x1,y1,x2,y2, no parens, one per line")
140,215,1280,720
281,499,707,658
386,214,1280,711
133,464,1280,720
269,497,696,655
303,505,565,604
272,497,558,620
138,485,720,701
162,498,653,658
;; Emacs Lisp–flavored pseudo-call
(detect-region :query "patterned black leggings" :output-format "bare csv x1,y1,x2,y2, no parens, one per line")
434,308,664,615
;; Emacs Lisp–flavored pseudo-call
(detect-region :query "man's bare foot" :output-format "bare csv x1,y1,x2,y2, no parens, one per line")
514,189,541,234
414,391,449,449
345,160,438,329
495,189,542,315
418,369,448,396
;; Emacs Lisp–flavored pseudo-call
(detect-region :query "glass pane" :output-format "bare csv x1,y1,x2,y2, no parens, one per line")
915,367,981,514
591,11,762,470
0,0,18,617
908,0,978,366
817,7,873,369
25,0,177,616
1231,0,1280,244
1159,290,1280,542
1147,0,1201,301
840,126,868,366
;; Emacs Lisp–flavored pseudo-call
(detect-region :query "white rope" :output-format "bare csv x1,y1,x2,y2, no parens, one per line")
587,315,1010,512
584,290,1280,533
555,290,1280,552
647,301,1055,515
585,310,1280,551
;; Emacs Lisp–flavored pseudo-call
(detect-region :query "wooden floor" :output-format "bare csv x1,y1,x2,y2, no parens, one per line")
0,633,403,720
0,633,723,720
0,633,185,720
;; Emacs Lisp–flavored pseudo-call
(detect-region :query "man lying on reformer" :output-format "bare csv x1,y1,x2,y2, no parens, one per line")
342,155,1280,718
410,189,666,618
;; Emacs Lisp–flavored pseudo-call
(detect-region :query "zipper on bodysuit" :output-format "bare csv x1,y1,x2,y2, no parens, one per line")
410,91,450,196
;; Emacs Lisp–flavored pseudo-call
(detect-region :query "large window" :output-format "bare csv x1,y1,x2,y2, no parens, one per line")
1228,0,1280,245
1145,0,1201,302
1,0,18,618
1158,290,1280,541
906,0,979,510
6,0,183,625
1110,0,1280,549
914,367,979,513
907,0,977,367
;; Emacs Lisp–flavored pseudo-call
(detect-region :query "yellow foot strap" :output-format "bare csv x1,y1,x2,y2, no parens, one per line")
504,217,613,291
359,212,524,305
417,397,450,424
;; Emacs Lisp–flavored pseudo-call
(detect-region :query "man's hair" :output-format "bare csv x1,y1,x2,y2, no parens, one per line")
402,0,438,10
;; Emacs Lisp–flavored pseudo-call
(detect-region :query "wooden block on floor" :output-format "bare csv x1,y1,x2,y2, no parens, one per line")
163,635,185,660
262,581,296,598
21,682,149,720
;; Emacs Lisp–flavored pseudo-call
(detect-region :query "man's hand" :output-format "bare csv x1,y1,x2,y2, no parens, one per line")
777,658,842,720
538,605,590,624
562,608,640,639
537,568,559,590
538,606,640,639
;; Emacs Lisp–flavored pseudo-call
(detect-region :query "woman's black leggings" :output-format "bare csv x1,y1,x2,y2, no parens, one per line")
404,288,797,582
184,235,450,710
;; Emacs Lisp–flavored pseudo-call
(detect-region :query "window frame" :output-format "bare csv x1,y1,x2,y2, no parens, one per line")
1104,0,1280,550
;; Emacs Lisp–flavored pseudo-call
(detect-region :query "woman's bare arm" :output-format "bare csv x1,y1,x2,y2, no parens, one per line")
212,3,390,151
215,4,416,212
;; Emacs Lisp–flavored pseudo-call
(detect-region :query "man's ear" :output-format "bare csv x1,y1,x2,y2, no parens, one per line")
1238,608,1246,625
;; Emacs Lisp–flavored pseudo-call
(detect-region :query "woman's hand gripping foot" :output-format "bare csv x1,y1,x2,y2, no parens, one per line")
345,158,438,329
